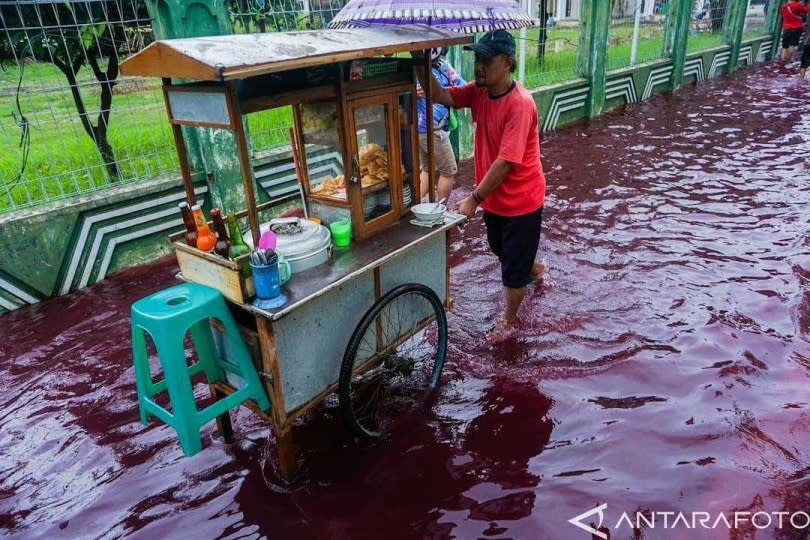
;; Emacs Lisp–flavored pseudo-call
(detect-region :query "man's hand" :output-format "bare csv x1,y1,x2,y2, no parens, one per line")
415,83,425,98
455,195,478,218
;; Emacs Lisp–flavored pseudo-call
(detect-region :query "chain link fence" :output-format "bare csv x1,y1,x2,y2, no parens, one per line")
0,0,344,214
742,1,769,40
688,0,730,52
0,0,170,213
608,0,670,71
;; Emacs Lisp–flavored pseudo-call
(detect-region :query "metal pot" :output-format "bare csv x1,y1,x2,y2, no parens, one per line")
247,218,332,274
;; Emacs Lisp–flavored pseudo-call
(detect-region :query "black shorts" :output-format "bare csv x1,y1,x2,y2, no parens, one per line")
783,28,802,49
484,206,543,289
801,43,810,68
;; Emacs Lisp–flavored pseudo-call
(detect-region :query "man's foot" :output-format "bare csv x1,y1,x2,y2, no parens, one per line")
486,318,520,344
531,260,548,282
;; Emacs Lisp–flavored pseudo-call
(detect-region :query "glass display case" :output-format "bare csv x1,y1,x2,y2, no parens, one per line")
293,62,418,240
297,101,347,202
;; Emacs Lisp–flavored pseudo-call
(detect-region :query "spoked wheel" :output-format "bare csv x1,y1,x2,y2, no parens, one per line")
339,283,448,440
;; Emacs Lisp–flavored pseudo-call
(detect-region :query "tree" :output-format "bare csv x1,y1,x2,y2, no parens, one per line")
1,1,150,180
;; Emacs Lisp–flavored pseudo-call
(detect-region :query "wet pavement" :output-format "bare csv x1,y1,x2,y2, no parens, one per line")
2,61,810,539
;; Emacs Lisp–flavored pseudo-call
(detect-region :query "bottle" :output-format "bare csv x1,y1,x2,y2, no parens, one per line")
227,212,251,275
178,202,197,247
211,208,231,258
191,204,216,252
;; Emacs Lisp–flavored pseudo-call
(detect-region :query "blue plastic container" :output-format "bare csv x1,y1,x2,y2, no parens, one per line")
250,257,287,309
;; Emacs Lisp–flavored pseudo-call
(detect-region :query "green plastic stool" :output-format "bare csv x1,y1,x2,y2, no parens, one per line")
130,282,270,456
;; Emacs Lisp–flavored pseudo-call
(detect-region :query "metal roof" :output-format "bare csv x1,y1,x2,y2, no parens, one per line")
120,25,472,81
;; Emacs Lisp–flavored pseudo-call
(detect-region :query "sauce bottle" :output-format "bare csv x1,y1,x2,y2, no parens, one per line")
211,208,231,258
178,202,198,247
227,212,251,275
192,204,216,252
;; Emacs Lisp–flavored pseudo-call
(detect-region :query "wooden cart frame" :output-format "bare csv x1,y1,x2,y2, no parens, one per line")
121,26,472,481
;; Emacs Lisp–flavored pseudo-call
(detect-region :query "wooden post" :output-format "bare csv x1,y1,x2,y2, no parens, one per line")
210,385,235,442
423,51,436,203
228,84,262,248
163,79,197,206
255,316,298,482
275,426,299,481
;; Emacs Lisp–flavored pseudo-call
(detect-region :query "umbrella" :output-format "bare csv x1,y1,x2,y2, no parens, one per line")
329,0,538,33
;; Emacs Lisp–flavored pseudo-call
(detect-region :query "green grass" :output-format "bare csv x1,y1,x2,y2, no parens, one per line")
513,26,581,87
0,61,293,212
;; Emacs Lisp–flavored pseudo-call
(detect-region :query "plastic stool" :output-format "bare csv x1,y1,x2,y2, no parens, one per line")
130,283,270,456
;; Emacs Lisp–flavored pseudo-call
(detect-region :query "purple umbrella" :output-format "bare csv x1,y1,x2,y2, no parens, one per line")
329,0,537,32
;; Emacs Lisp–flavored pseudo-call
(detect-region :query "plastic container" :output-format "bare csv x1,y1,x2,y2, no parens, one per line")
250,257,287,309
330,220,352,247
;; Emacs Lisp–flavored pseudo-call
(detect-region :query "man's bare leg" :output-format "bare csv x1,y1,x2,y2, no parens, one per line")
421,171,455,203
505,285,528,323
485,286,528,342
437,174,454,202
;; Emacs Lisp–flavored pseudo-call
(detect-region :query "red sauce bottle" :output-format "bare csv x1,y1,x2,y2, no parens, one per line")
192,204,216,253
211,208,231,258
178,202,198,248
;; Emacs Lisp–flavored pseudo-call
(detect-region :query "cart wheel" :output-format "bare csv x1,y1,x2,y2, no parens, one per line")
339,283,447,440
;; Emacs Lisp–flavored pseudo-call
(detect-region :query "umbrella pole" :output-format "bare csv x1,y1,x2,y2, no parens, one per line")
423,51,436,203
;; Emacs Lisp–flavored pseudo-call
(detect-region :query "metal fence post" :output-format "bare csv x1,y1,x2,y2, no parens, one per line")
669,0,693,90
630,0,643,65
726,0,749,72
577,0,610,118
768,0,783,60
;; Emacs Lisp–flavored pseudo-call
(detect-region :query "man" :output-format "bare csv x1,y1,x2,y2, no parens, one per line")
416,30,546,342
417,48,466,203
781,0,810,61
800,0,810,78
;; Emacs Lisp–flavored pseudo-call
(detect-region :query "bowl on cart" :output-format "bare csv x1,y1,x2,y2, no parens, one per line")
411,203,446,223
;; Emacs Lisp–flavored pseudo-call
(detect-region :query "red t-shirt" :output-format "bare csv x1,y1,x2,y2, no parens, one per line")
448,81,546,217
782,2,810,30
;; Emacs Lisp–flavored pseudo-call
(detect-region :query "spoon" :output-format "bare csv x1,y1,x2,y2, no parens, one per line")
430,197,447,214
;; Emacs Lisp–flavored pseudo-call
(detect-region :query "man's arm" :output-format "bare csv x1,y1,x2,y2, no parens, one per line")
412,54,455,107
456,159,513,218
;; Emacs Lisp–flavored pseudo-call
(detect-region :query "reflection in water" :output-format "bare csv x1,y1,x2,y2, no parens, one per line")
2,61,810,538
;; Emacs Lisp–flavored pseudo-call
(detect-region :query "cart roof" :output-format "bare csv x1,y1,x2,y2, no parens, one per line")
120,25,472,81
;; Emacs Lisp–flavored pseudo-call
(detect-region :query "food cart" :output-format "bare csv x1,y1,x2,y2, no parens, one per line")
120,26,472,480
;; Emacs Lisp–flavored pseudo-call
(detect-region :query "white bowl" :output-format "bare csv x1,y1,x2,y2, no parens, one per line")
411,203,446,222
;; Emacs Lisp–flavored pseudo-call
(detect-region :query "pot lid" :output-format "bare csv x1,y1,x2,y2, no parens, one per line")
260,218,331,259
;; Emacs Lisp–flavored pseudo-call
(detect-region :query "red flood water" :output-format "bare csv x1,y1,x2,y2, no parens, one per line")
3,62,810,539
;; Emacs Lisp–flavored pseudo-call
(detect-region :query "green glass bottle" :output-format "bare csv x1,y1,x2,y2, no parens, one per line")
226,212,251,276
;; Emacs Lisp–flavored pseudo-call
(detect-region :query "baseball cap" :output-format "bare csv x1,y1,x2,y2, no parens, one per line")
463,29,516,59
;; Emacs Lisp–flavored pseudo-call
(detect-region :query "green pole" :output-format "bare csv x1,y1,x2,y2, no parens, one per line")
144,0,266,212
726,0,748,72
768,0,783,60
669,0,693,90
577,0,610,118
